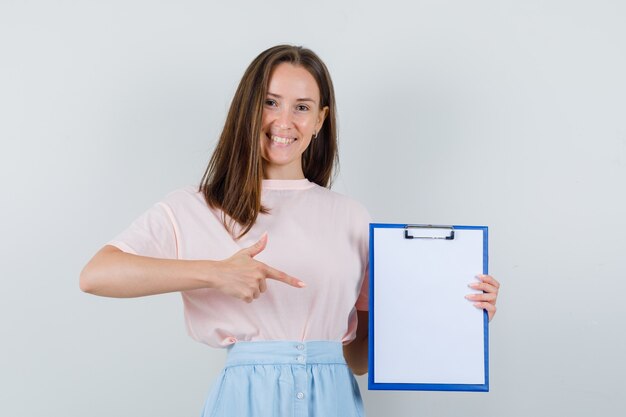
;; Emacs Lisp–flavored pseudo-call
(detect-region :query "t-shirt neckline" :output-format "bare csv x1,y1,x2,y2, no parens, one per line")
262,178,315,190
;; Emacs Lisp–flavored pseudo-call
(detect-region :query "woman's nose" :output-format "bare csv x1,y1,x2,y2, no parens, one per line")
275,108,293,128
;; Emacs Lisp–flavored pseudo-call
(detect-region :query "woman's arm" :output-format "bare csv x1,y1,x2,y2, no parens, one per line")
79,234,304,299
80,245,216,297
343,310,369,376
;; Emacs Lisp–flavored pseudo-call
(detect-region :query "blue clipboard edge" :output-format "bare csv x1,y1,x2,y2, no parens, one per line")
367,223,490,392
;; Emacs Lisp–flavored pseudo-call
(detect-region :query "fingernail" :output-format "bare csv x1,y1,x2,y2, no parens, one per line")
473,302,482,307
468,283,479,288
464,295,473,300
297,281,307,288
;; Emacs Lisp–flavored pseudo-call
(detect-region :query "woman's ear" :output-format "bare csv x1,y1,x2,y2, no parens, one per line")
316,106,329,133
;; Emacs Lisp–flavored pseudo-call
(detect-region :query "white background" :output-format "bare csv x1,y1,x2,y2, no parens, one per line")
1,1,625,416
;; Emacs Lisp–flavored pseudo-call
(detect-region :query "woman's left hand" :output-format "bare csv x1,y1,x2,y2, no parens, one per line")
465,274,500,322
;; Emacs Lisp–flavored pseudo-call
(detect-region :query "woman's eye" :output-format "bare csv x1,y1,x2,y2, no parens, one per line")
296,104,309,112
265,99,277,107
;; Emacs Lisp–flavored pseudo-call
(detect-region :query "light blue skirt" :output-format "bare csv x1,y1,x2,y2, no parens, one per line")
201,341,365,417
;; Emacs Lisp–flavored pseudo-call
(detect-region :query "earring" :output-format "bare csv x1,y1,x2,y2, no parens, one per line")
313,131,318,139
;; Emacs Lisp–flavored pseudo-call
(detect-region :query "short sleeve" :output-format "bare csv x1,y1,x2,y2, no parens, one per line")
353,203,371,311
355,261,369,311
108,202,178,259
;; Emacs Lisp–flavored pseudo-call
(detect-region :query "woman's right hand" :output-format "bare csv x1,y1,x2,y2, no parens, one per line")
212,233,306,303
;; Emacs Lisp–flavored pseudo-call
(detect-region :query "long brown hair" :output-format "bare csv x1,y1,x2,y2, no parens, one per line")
199,45,338,238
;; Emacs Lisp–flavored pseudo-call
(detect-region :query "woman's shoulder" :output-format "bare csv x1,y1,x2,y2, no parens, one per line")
158,186,207,212
309,184,371,221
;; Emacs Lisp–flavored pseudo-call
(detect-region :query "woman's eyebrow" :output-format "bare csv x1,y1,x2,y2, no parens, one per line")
267,92,317,103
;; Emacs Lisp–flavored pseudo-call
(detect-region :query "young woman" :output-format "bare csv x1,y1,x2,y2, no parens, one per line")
80,45,500,417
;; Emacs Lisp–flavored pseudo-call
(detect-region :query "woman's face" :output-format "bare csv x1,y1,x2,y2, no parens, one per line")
260,63,328,179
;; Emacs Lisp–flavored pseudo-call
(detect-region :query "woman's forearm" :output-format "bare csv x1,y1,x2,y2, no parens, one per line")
80,235,304,300
79,245,216,298
343,310,369,375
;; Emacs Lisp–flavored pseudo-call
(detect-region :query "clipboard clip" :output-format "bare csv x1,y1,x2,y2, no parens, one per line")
404,224,455,240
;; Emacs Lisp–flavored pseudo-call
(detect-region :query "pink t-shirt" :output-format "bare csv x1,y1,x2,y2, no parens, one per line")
109,179,370,348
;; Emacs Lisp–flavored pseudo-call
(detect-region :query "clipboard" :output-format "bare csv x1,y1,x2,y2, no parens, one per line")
368,223,489,392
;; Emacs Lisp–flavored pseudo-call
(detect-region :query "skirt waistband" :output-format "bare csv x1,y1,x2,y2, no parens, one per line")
225,341,345,367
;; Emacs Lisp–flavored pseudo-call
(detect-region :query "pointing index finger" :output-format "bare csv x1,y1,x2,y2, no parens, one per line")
264,265,306,288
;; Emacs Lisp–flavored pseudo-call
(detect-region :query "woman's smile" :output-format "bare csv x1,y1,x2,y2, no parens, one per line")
268,134,296,146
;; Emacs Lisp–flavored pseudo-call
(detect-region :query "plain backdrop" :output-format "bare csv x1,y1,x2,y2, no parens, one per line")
1,1,625,416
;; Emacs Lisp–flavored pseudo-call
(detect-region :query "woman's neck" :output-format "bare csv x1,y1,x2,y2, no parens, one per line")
262,165,305,180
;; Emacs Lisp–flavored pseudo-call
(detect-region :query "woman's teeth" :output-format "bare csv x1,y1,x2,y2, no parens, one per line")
271,135,295,144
